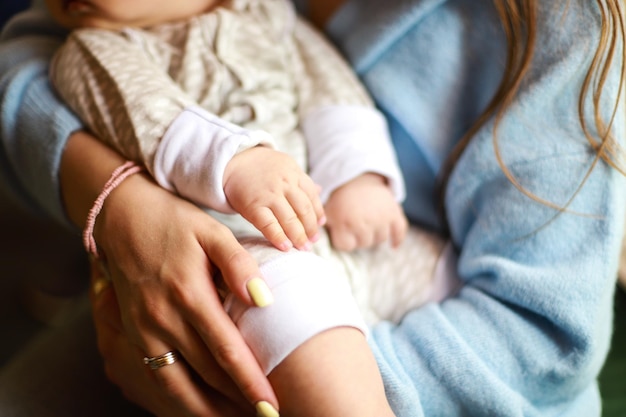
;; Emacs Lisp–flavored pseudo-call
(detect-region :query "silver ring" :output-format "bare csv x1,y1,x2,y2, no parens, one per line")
143,351,178,370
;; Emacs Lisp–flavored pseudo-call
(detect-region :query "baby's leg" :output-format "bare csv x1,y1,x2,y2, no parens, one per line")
351,226,463,324
224,237,394,417
268,325,393,417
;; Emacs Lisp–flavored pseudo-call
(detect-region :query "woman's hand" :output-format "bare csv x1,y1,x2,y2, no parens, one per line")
61,131,278,416
90,261,252,417
98,175,276,414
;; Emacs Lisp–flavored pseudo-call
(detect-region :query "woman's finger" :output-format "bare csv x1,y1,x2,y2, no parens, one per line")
198,220,273,308
177,263,280,414
89,259,123,331
93,309,230,417
141,344,227,417
90,262,226,417
85,164,275,416
150,315,248,405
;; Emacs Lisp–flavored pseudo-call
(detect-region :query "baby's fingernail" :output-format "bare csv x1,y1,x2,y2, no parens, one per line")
318,215,327,226
278,240,293,251
310,233,321,243
256,401,280,417
246,278,274,308
299,241,313,251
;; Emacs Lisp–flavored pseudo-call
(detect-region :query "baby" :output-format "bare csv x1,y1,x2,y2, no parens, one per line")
47,0,459,415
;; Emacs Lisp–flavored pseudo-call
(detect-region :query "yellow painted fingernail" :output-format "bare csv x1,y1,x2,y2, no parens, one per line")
256,401,280,417
247,278,274,307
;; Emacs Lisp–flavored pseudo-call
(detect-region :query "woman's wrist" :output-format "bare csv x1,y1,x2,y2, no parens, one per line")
83,162,144,257
60,130,129,228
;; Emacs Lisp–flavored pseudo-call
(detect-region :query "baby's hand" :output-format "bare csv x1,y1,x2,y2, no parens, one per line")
224,146,326,251
324,173,408,252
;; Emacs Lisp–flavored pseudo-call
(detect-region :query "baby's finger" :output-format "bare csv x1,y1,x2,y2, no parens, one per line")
355,226,376,249
270,198,312,251
285,188,322,244
390,215,409,248
329,227,358,252
198,219,274,307
373,225,391,247
300,178,326,226
245,206,293,252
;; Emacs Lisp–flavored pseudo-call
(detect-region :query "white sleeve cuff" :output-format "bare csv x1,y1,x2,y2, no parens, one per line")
224,250,368,375
153,106,276,212
302,105,406,203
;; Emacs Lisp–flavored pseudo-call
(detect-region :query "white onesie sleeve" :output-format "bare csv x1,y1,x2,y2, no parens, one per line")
154,106,275,212
290,17,405,203
303,105,405,203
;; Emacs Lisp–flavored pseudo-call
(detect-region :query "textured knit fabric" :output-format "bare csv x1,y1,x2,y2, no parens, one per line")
323,0,626,416
48,0,404,211
0,3,81,228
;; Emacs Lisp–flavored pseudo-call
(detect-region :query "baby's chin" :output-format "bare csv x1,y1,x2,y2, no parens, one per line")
46,0,118,30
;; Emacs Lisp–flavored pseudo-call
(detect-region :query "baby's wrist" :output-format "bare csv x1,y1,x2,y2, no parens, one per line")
223,146,264,185
154,107,276,213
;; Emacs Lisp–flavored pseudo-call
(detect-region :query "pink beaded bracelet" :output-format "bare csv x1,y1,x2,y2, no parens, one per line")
83,161,144,258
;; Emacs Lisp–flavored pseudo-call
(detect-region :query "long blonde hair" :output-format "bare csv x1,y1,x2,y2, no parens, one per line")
439,0,626,224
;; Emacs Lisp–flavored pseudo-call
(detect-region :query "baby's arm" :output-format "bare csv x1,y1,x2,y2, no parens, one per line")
49,29,323,250
291,18,407,250
324,173,407,251
224,146,325,251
